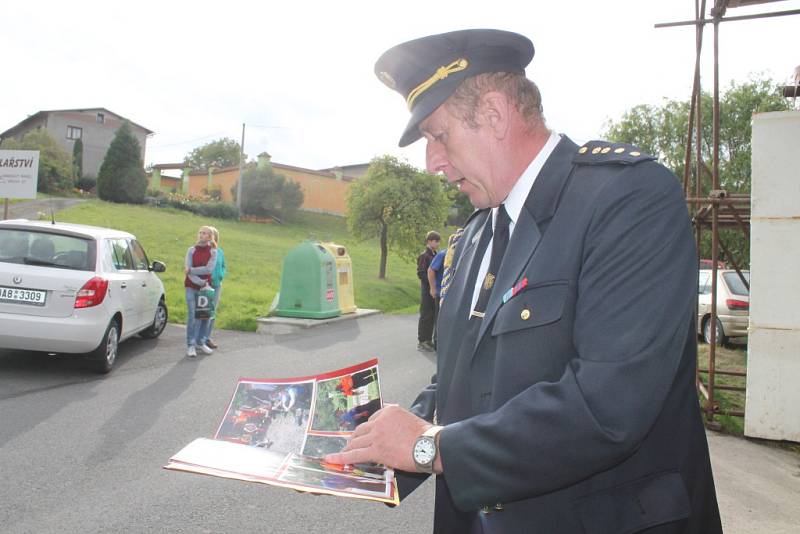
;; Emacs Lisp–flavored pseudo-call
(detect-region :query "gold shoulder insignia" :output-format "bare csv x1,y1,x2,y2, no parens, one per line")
574,141,655,165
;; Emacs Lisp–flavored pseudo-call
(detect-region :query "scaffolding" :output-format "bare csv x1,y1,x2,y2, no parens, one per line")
655,0,799,428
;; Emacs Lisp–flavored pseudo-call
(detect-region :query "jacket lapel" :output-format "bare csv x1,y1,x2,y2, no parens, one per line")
475,136,579,347
437,210,491,413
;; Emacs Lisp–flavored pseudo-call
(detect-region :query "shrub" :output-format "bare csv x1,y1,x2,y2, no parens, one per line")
96,122,147,203
235,166,303,220
147,193,239,220
76,176,97,192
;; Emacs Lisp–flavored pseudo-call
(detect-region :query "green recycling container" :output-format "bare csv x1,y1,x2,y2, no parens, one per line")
274,241,341,319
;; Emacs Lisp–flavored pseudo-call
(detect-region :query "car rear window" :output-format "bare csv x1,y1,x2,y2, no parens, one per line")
723,271,750,296
0,228,95,271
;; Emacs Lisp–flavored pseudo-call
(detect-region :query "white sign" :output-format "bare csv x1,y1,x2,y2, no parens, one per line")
0,149,39,199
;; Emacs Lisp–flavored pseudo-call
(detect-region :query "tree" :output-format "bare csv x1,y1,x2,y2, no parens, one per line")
72,137,83,180
234,164,304,220
603,76,790,267
184,138,242,171
0,129,73,193
96,122,147,203
347,155,450,279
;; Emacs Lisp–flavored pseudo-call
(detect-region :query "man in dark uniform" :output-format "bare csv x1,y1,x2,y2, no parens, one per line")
327,29,722,534
417,230,441,351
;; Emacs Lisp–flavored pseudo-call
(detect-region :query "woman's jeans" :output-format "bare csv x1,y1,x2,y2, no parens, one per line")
185,287,211,348
205,285,222,342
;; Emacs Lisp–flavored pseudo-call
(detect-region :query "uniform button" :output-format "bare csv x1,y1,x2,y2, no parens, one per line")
630,151,641,157
578,146,588,154
494,503,504,512
614,147,625,154
480,505,492,514
601,147,611,154
520,309,531,320
591,146,602,154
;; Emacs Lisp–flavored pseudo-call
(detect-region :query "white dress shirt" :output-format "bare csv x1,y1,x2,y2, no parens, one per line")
470,132,561,314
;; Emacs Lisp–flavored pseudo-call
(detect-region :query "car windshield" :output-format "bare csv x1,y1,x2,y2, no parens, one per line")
723,271,750,296
0,228,94,271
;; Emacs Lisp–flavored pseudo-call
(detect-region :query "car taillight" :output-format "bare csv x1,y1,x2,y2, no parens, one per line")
75,277,109,308
726,298,749,311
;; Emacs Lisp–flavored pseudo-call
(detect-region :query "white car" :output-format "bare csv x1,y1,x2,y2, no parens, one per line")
697,269,750,346
0,219,168,373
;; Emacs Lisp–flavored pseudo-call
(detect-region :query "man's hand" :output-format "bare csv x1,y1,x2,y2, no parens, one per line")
324,404,434,473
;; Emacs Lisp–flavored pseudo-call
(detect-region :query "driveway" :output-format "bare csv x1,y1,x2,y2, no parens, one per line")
4,197,86,220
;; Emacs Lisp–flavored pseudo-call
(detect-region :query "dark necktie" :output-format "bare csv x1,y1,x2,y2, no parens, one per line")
472,204,510,316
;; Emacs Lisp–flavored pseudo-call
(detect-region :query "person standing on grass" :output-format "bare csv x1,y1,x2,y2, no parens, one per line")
417,230,440,352
184,226,217,358
201,226,226,349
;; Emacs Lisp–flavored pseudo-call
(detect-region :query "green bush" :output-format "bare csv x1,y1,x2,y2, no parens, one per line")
76,176,97,192
235,165,303,220
96,122,147,203
195,201,239,219
148,194,239,220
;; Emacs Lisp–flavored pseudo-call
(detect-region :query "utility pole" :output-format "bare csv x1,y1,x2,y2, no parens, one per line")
236,123,245,211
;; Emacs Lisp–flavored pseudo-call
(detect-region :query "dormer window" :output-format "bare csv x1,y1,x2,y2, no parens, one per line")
96,113,105,124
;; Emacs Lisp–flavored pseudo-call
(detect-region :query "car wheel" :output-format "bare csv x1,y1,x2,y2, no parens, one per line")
140,299,168,339
702,317,728,346
90,319,120,374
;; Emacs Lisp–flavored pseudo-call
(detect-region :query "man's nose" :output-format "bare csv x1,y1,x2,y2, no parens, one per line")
426,141,447,174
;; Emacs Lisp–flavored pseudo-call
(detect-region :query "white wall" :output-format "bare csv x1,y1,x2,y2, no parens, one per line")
745,111,800,443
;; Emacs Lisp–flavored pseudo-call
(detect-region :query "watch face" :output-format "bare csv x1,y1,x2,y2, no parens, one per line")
414,437,436,465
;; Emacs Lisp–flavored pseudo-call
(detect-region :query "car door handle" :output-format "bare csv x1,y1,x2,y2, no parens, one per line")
121,282,127,289
142,282,147,287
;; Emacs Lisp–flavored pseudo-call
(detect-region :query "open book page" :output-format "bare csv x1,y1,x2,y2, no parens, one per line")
165,359,399,505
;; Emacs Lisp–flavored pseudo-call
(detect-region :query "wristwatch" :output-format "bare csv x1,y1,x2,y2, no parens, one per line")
413,425,443,473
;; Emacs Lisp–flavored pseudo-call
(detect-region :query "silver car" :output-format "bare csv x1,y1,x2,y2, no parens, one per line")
697,269,750,345
0,220,168,373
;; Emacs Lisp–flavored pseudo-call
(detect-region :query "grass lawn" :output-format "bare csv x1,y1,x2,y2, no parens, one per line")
697,343,747,434
55,200,426,331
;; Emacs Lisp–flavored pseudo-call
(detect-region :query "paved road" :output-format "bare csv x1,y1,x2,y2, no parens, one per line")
4,197,86,220
0,315,436,534
1,314,798,533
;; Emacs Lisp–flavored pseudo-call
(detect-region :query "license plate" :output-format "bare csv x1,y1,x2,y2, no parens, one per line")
0,285,47,306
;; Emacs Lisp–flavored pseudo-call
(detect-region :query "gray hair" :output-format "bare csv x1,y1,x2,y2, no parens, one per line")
446,72,545,131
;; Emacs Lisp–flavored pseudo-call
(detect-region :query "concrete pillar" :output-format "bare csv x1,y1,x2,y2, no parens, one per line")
151,168,161,191
207,167,214,193
745,111,800,443
257,152,272,170
182,167,190,195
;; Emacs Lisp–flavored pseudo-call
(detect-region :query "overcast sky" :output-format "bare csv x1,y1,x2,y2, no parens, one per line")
4,1,797,173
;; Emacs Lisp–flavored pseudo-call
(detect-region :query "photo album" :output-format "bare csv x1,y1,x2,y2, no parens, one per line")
165,358,398,504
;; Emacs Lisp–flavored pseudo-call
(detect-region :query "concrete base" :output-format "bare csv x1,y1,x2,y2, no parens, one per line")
256,308,381,335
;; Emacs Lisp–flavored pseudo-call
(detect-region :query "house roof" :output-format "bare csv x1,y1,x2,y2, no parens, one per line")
0,107,154,138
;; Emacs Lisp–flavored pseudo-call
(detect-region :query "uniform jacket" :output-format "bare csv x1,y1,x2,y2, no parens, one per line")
398,136,722,534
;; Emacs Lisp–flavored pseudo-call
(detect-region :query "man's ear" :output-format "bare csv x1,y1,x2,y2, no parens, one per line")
479,91,510,139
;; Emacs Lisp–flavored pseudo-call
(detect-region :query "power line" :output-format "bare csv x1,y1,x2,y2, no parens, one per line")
147,131,230,149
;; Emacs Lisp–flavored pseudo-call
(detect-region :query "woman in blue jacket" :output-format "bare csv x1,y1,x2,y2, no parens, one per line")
202,226,226,349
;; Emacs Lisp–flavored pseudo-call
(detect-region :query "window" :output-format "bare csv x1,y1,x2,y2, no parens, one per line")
96,113,105,124
66,126,82,140
0,229,94,270
109,239,134,270
129,240,150,270
723,271,750,296
698,272,711,295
